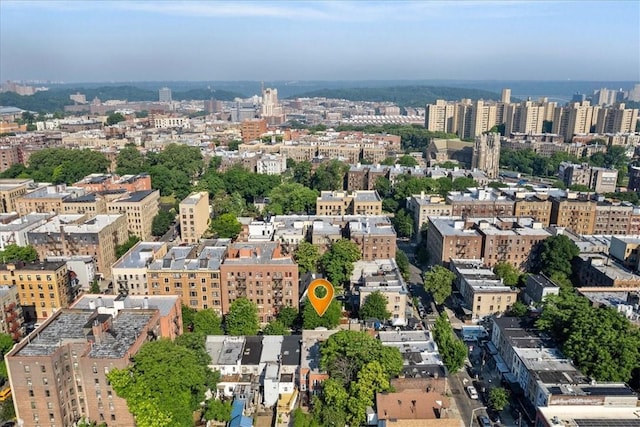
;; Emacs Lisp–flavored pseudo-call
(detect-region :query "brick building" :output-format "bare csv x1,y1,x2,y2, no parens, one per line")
107,190,160,240
179,191,209,244
0,285,23,340
347,218,396,261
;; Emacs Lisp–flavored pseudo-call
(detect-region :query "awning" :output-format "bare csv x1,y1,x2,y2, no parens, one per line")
485,341,498,355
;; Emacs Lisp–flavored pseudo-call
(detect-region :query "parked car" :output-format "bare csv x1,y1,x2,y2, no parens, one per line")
478,415,492,427
466,385,479,399
487,409,502,424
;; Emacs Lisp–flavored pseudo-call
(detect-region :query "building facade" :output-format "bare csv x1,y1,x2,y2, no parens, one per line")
179,191,209,244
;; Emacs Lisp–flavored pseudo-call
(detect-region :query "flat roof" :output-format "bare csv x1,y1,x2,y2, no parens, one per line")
113,189,156,203
241,336,263,365
259,335,282,363
113,241,166,269
206,336,245,366
71,293,178,317
281,335,301,366
29,214,123,234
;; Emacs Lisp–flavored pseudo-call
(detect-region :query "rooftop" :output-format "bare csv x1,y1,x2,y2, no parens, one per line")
29,214,124,234
181,192,206,205
113,241,166,269
537,405,640,427
281,335,301,366
71,293,179,317
0,260,66,272
147,245,227,271
113,189,156,203
376,390,449,420
206,336,245,366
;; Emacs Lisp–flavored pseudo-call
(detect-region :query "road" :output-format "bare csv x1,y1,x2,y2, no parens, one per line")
159,223,178,242
449,368,487,427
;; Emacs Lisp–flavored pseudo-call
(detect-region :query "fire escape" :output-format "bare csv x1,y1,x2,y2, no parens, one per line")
4,302,23,341
272,272,284,308
236,273,247,298
496,238,509,263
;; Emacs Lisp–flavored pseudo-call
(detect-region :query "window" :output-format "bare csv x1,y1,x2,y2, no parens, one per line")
41,365,46,373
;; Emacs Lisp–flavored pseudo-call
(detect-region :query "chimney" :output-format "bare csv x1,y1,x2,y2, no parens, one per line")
89,300,96,310
143,297,149,309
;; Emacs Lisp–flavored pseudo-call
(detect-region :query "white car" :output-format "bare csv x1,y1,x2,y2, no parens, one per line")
466,385,479,400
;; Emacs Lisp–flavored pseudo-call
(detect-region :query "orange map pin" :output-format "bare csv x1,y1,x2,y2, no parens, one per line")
308,278,334,316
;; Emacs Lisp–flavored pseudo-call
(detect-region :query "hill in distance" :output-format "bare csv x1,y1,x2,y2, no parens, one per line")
289,85,501,107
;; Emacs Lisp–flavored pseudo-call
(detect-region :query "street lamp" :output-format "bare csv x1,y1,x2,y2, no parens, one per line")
469,406,487,427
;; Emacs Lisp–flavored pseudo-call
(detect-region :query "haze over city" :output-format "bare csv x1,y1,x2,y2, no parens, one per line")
1,0,639,83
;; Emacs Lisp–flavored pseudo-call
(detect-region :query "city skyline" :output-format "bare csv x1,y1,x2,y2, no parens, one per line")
1,0,639,83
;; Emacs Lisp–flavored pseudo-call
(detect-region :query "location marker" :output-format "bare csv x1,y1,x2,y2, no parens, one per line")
308,278,335,316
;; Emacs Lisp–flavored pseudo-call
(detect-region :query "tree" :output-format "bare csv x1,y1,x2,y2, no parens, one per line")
488,387,510,411
536,235,579,277
311,160,348,191
152,210,175,237
319,239,361,288
116,144,146,175
115,235,140,259
507,300,528,317
0,244,38,263
89,280,101,294
192,309,223,335
397,155,418,167
432,313,467,373
106,112,125,125
391,209,414,238
108,339,215,427
569,184,592,192
0,333,14,356
276,306,298,328
395,251,410,280
77,419,107,427
181,305,197,332
294,241,321,274
302,299,342,329
359,291,391,320
226,298,259,335
268,183,318,215
320,330,403,387
26,148,110,184
209,213,241,239
493,262,521,286
203,399,232,422
422,266,455,305
263,320,290,335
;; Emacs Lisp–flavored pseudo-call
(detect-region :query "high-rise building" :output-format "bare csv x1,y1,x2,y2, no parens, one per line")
179,191,209,244
472,133,500,179
158,87,172,103
504,101,546,135
425,100,458,134
261,87,284,125
595,104,639,134
501,88,511,104
552,101,599,142
107,190,160,240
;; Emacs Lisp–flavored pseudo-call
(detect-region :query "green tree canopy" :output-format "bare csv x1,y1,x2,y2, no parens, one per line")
311,160,349,191
391,209,414,238
276,306,298,328
151,209,175,237
27,148,110,184
181,305,197,332
397,155,418,167
432,313,467,373
263,320,291,335
493,262,521,286
107,339,216,427
359,291,391,320
302,299,342,329
423,265,455,305
395,251,410,280
294,241,321,274
0,244,38,263
115,235,140,259
192,309,223,335
536,292,640,382
267,182,318,215
209,213,241,239
0,333,14,357
226,298,260,335
488,387,510,411
319,239,361,288
536,235,579,277
203,399,232,422
106,112,126,125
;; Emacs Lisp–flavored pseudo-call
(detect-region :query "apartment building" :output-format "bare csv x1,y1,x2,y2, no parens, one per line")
241,119,267,142
0,145,19,173
70,293,183,340
593,201,632,235
179,191,209,244
73,173,152,193
425,99,458,133
256,154,287,175
347,217,396,261
15,185,83,217
513,196,552,226
107,190,160,240
0,179,31,213
477,219,550,269
550,195,597,235
0,285,23,340
595,104,639,134
552,101,599,142
147,245,228,313
450,259,518,321
425,217,483,266
317,145,361,164
62,193,107,215
220,242,298,323
0,261,75,321
346,164,387,191
5,305,170,427
351,259,409,325
0,212,54,249
27,214,129,278
316,190,382,216
560,162,618,193
575,254,640,288
447,189,515,218
111,241,167,295
406,193,453,240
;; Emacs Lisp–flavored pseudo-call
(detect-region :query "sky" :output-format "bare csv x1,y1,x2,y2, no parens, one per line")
1,0,639,83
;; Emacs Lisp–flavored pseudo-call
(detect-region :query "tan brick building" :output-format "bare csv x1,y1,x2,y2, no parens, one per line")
28,215,129,279
147,245,227,314
550,195,597,235
447,189,515,218
347,218,396,261
5,304,173,427
0,178,31,213
0,261,74,321
477,219,551,269
220,242,298,323
513,196,552,226
0,285,23,340
15,185,71,217
593,202,632,235
316,191,382,216
62,193,107,215
179,191,209,244
406,193,453,239
107,190,160,240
